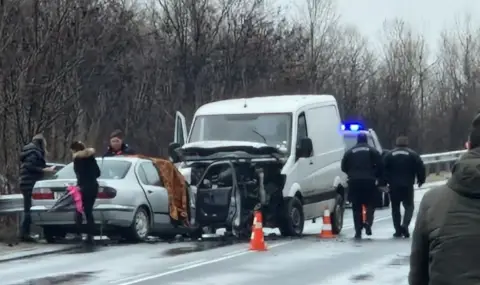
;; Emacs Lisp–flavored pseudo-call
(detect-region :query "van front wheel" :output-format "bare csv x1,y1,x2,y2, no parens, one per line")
331,194,345,234
279,197,304,237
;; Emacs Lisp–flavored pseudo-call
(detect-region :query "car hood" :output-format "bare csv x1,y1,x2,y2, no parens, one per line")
178,140,283,158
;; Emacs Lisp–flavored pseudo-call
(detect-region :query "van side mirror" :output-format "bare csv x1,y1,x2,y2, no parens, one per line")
296,138,313,158
168,142,181,163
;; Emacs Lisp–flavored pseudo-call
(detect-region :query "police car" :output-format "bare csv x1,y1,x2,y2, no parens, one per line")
342,122,390,208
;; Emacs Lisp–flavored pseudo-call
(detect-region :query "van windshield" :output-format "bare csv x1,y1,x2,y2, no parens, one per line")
189,113,292,151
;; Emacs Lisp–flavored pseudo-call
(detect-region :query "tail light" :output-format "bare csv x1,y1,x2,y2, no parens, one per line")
97,187,117,199
32,188,54,200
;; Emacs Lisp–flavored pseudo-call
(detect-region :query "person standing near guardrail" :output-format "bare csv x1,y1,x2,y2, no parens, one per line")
103,130,135,157
19,134,56,242
70,141,100,250
383,136,425,238
341,132,383,240
409,122,480,285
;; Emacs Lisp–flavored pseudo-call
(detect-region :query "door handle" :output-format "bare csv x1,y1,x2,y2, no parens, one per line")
309,161,313,165
147,190,153,194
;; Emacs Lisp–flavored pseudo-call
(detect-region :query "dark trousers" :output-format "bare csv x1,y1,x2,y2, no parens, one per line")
390,185,414,232
21,189,33,236
349,179,376,234
75,186,98,241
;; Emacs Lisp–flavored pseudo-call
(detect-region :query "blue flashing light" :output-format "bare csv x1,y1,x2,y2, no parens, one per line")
342,122,365,132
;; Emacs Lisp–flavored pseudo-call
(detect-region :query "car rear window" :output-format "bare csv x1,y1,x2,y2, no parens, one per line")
54,159,132,180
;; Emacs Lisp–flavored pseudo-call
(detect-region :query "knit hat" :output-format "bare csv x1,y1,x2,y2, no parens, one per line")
357,133,367,144
110,129,124,139
396,136,409,147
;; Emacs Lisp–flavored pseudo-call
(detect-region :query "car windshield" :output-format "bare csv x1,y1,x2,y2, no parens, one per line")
189,113,292,151
344,134,375,149
53,159,132,180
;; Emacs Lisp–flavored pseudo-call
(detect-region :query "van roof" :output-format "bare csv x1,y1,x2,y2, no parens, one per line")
195,95,336,115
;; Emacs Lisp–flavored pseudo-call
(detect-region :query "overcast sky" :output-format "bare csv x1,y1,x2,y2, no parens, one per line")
275,0,480,53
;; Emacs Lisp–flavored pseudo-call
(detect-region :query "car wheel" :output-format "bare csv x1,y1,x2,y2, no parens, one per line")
43,226,66,244
331,194,345,234
279,197,304,237
124,207,150,243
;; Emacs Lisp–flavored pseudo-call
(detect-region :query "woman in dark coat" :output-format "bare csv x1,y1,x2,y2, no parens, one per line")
19,134,55,241
70,141,100,248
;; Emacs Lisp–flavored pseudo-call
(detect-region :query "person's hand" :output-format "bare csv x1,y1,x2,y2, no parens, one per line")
43,166,56,173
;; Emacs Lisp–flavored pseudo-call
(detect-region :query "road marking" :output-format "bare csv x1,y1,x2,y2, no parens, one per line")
110,273,151,283
116,213,397,285
115,241,293,285
168,259,207,269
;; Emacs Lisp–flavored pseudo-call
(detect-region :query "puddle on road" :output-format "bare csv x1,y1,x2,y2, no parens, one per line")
388,254,410,266
350,273,374,282
9,271,96,285
163,239,240,256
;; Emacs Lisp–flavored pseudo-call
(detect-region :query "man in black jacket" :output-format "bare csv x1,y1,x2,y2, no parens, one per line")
70,141,101,248
103,130,135,157
341,132,383,239
19,134,56,241
383,136,425,238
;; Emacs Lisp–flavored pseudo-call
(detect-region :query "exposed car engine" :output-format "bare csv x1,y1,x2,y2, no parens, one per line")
191,160,285,238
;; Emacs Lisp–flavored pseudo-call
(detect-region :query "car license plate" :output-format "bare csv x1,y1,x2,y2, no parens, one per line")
53,192,63,199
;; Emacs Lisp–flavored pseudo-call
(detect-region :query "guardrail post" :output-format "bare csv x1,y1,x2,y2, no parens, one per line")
435,158,441,175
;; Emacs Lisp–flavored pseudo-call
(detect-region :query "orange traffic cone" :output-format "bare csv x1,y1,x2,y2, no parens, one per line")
249,211,267,251
319,209,335,238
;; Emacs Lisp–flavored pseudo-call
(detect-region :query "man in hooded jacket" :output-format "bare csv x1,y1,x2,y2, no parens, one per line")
409,124,480,285
19,134,55,241
103,130,135,157
341,132,383,239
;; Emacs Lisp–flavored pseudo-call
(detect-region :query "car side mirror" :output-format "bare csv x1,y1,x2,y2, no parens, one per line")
296,138,313,158
168,142,181,163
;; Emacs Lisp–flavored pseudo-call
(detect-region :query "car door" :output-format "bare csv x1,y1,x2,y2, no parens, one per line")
137,161,170,228
174,111,188,146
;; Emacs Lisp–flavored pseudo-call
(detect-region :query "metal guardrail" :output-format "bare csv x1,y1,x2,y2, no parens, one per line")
0,149,467,215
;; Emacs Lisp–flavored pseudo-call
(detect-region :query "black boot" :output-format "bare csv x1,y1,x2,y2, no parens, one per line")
82,235,95,251
402,226,410,238
354,231,362,240
393,231,402,238
364,224,372,236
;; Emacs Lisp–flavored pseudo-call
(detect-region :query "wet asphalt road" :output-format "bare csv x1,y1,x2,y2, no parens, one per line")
1,187,433,285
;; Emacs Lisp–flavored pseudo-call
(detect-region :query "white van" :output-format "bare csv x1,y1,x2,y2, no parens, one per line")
171,95,347,237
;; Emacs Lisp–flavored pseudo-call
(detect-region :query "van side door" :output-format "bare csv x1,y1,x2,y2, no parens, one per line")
304,105,344,218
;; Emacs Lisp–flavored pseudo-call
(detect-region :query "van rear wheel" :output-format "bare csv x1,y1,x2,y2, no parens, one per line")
279,197,304,237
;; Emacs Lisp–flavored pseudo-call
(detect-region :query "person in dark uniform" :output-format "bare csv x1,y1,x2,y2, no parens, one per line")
383,136,425,238
341,132,383,239
70,141,100,249
103,129,135,157
19,134,56,242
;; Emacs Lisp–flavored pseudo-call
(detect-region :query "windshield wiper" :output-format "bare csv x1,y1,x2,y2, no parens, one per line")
252,129,267,143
